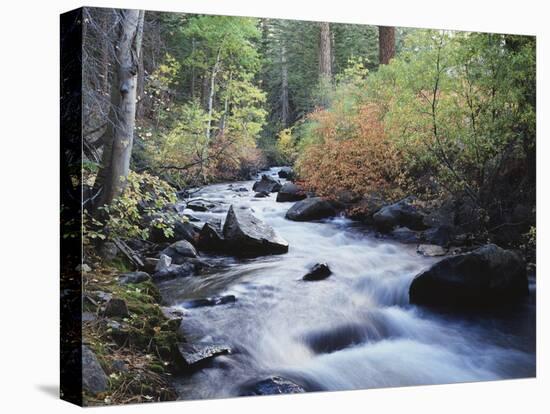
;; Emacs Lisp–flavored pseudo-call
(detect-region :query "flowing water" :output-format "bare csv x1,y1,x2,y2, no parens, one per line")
158,167,536,400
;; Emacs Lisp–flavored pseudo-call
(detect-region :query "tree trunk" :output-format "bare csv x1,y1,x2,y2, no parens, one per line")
205,48,221,141
219,72,232,134
94,9,145,207
378,26,396,65
190,38,196,99
319,22,332,81
280,42,289,127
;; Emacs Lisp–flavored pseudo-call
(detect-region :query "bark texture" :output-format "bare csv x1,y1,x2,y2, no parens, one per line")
379,26,396,65
319,22,332,80
95,9,145,207
280,42,289,127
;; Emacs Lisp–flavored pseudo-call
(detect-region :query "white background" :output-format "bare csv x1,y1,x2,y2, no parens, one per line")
0,0,547,412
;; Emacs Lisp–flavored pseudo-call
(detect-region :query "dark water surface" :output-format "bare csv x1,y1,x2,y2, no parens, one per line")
157,168,536,400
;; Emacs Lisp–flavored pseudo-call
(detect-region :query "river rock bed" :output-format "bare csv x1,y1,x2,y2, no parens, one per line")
149,167,535,400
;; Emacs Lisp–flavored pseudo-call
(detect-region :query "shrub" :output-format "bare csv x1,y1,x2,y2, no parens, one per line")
84,171,178,244
297,103,407,201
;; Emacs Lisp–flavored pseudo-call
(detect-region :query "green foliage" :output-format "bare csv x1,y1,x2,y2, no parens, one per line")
366,30,536,202
85,172,178,243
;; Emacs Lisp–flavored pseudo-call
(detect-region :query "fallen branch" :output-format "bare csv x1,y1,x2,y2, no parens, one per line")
113,238,144,268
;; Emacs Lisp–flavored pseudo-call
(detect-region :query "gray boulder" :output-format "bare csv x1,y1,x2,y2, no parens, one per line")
198,222,226,252
373,197,427,232
276,182,307,202
82,346,108,394
278,167,295,180
409,244,528,308
223,205,289,257
285,197,337,221
175,342,231,369
252,175,282,193
161,240,198,264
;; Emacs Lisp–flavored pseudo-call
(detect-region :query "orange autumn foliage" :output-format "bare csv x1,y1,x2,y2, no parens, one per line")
297,104,407,202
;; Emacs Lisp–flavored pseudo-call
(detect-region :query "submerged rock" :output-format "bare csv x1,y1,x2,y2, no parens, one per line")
276,182,307,202
161,240,198,264
223,205,289,257
240,376,306,396
303,263,332,281
254,191,270,198
182,295,236,309
303,323,381,354
285,197,337,221
252,175,282,193
186,199,217,212
409,244,528,308
82,346,108,394
373,197,427,232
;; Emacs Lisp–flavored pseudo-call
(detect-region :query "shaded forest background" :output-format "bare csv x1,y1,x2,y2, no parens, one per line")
81,9,535,256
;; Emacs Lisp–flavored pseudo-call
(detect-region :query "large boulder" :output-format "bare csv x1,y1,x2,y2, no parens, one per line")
161,240,198,264
82,346,108,394
409,244,528,308
252,175,282,193
373,197,427,232
278,167,295,180
285,197,337,221
197,223,226,252
276,182,307,202
223,206,289,257
239,376,305,396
